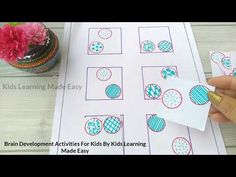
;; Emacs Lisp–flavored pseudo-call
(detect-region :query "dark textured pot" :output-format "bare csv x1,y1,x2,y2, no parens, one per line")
9,28,60,73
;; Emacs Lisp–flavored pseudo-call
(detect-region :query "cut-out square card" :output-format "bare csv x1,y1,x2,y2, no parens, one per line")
154,78,215,131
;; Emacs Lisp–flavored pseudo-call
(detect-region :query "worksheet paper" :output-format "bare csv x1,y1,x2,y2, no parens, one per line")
210,51,236,77
50,23,226,155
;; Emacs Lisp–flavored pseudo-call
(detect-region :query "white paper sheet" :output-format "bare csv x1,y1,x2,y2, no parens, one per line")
150,78,215,131
50,23,226,155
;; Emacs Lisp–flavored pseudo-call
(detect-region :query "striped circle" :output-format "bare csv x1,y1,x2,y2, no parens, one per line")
145,84,162,99
189,85,209,105
158,40,173,52
147,115,166,132
105,84,121,99
104,116,121,134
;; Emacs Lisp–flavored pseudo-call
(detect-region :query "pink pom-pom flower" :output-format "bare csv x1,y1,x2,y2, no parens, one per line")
21,23,48,46
0,24,29,63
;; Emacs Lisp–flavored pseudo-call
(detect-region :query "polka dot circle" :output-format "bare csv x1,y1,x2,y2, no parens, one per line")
172,137,191,155
96,67,112,81
89,41,104,54
162,89,182,109
98,28,112,39
211,52,225,63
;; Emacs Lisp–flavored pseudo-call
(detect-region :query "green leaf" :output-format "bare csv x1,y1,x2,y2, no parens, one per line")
8,22,23,26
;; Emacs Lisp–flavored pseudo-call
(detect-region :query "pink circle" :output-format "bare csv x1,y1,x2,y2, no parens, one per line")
98,28,112,39
162,89,182,109
210,52,225,64
172,137,192,155
96,67,112,81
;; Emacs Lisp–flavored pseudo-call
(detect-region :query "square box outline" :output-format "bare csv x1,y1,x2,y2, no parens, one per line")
85,66,124,101
84,114,125,154
145,114,193,155
87,27,123,55
138,26,174,54
141,66,179,101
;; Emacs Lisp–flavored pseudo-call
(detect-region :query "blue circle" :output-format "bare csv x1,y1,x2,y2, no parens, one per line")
145,84,162,99
85,118,102,136
189,85,209,105
221,57,231,70
104,116,121,134
90,42,103,53
158,40,173,52
141,40,155,52
162,67,177,79
147,115,165,132
233,69,236,77
105,84,121,99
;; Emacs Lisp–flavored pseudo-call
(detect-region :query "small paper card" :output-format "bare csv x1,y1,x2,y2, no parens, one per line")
153,78,215,131
210,51,236,77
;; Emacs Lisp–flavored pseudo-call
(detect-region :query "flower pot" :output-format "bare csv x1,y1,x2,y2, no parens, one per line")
8,28,60,73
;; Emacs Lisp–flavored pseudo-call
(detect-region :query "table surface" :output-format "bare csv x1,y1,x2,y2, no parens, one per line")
0,22,236,155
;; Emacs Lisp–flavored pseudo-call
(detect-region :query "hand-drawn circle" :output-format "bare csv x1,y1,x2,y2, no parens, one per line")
158,40,173,52
172,137,192,155
189,85,210,105
141,40,155,52
103,116,121,134
145,84,162,99
105,84,122,99
85,118,102,136
98,28,112,39
96,67,112,81
232,68,236,77
161,67,177,79
147,115,166,132
162,89,182,109
89,41,104,54
221,57,231,70
211,52,225,63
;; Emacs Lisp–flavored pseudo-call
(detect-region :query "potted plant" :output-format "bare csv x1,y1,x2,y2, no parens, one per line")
0,22,60,73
